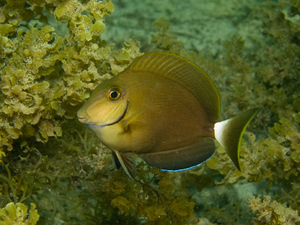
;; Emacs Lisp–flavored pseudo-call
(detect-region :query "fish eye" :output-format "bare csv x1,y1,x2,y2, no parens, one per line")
107,87,123,101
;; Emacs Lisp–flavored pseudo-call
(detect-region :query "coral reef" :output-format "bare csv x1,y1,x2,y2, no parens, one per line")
0,0,300,224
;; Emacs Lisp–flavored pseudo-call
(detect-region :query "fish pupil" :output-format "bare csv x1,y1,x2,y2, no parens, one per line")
110,91,119,99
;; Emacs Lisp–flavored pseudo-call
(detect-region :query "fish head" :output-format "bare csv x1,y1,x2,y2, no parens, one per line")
77,80,128,128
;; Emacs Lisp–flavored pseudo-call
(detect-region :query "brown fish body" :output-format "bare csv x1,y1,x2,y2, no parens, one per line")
89,70,214,155
78,52,259,179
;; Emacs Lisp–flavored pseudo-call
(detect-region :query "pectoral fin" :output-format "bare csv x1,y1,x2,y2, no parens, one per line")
140,137,215,171
114,151,136,179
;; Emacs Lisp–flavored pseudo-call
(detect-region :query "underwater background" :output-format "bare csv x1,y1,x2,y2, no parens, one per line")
0,0,300,224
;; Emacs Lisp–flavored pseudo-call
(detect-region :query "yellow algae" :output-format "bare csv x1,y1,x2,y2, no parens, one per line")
54,0,82,21
249,196,300,225
90,20,106,36
145,206,167,221
0,202,39,225
111,196,132,215
0,0,140,153
170,197,196,220
0,24,15,36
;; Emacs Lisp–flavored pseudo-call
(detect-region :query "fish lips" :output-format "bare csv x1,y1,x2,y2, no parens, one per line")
86,100,129,128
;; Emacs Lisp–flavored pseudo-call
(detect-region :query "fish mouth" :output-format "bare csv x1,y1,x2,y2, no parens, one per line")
90,100,129,128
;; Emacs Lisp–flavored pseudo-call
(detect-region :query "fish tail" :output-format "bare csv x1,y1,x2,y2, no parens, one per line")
214,108,260,170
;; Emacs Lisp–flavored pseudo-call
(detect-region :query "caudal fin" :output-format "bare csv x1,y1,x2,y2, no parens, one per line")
214,108,260,170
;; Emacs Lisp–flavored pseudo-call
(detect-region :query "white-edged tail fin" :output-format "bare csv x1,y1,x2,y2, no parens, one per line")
214,108,260,170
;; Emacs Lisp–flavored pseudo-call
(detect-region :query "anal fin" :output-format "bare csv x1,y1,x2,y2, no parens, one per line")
140,137,215,171
114,151,136,179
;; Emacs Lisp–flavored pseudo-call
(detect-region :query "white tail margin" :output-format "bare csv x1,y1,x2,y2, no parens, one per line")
214,108,260,170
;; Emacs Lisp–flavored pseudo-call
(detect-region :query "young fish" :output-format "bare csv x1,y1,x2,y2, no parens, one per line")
77,52,259,179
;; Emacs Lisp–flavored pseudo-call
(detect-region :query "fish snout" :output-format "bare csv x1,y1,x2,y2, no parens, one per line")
77,111,89,124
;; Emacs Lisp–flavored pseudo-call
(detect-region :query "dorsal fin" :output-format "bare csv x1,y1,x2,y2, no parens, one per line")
127,52,220,122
